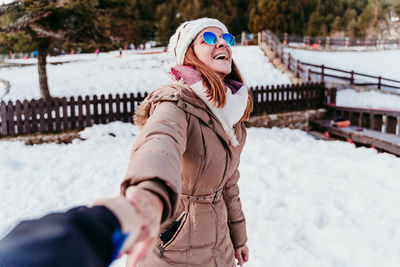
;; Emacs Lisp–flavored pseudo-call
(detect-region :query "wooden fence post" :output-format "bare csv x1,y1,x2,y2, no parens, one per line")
130,93,135,121
46,99,53,132
1,102,8,136
100,94,106,124
92,95,99,124
38,99,46,133
350,71,354,85
121,93,129,122
321,65,325,82
85,96,92,128
23,100,30,134
7,102,15,135
54,98,61,132
77,96,84,129
31,100,38,132
378,76,382,89
288,53,291,70
15,100,23,135
330,88,337,104
108,94,114,122
115,94,121,121
69,97,76,130
308,69,311,82
61,97,68,131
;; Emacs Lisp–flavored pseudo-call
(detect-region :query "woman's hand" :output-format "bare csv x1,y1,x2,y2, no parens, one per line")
235,244,249,266
124,186,163,267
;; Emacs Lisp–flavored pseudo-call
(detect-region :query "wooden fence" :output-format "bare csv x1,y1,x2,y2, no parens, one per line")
277,33,400,50
262,30,400,91
300,62,400,90
312,104,400,156
0,83,332,137
325,104,400,136
251,83,330,115
0,93,147,137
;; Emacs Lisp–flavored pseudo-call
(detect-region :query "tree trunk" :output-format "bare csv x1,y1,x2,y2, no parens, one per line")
38,39,51,100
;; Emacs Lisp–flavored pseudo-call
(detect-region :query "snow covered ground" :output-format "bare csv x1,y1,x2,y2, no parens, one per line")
0,81,5,98
1,45,400,267
1,122,400,267
284,48,400,109
337,89,400,109
0,46,291,102
285,48,400,81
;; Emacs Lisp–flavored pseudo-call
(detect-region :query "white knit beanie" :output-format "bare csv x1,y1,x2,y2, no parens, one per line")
168,17,228,65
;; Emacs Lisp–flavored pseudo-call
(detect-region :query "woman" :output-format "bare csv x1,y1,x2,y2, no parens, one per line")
121,18,253,267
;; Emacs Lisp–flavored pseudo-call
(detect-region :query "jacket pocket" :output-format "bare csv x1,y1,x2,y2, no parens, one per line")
159,211,188,250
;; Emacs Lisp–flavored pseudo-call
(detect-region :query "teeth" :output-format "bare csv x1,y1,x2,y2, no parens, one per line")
214,54,228,60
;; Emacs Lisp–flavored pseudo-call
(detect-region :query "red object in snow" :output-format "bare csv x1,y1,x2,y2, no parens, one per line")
335,120,350,128
324,131,330,138
346,138,354,144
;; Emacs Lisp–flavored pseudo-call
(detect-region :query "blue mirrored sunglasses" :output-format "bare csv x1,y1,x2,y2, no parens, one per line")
202,31,235,47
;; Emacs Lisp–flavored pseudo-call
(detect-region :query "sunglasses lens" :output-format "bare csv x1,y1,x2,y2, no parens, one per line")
203,32,217,45
222,33,235,46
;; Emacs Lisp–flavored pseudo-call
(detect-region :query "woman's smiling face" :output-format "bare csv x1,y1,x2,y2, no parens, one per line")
192,27,232,78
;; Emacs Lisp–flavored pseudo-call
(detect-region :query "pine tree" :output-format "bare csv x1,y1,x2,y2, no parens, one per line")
0,0,107,100
395,2,400,17
156,0,182,45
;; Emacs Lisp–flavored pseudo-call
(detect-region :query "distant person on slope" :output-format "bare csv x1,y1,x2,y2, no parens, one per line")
121,17,252,266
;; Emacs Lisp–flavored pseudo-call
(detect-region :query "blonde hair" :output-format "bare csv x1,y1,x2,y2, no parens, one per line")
183,46,253,121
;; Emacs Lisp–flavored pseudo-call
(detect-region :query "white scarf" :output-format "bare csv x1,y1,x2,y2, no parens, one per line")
187,80,248,146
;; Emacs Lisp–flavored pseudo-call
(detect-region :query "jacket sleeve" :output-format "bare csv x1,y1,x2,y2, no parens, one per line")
223,168,247,249
121,101,188,223
0,206,121,267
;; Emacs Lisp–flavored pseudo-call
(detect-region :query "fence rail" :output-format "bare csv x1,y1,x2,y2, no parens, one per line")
0,83,333,137
250,83,330,115
300,62,400,90
262,30,400,91
277,33,400,50
325,104,400,136
0,93,147,137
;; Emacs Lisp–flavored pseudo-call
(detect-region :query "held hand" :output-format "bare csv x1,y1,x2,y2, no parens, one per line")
235,244,249,266
124,187,163,267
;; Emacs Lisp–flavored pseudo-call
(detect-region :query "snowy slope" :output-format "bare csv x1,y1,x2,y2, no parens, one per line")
284,48,400,109
0,46,291,102
1,122,400,267
285,48,400,81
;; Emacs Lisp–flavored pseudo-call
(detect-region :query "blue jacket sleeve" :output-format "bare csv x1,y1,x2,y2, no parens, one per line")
0,206,121,267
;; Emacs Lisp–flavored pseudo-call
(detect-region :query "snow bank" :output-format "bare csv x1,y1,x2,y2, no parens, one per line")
285,48,400,81
1,122,400,267
0,46,291,102
337,89,400,109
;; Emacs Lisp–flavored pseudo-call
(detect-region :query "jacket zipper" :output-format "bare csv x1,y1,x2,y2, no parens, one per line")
190,127,207,195
159,211,188,257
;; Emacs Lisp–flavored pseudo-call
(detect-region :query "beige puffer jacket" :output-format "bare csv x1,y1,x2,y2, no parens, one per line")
121,83,247,266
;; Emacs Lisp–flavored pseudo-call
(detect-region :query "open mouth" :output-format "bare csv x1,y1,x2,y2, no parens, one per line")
213,53,229,60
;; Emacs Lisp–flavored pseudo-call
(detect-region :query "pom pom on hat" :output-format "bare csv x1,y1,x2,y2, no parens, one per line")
168,17,228,65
